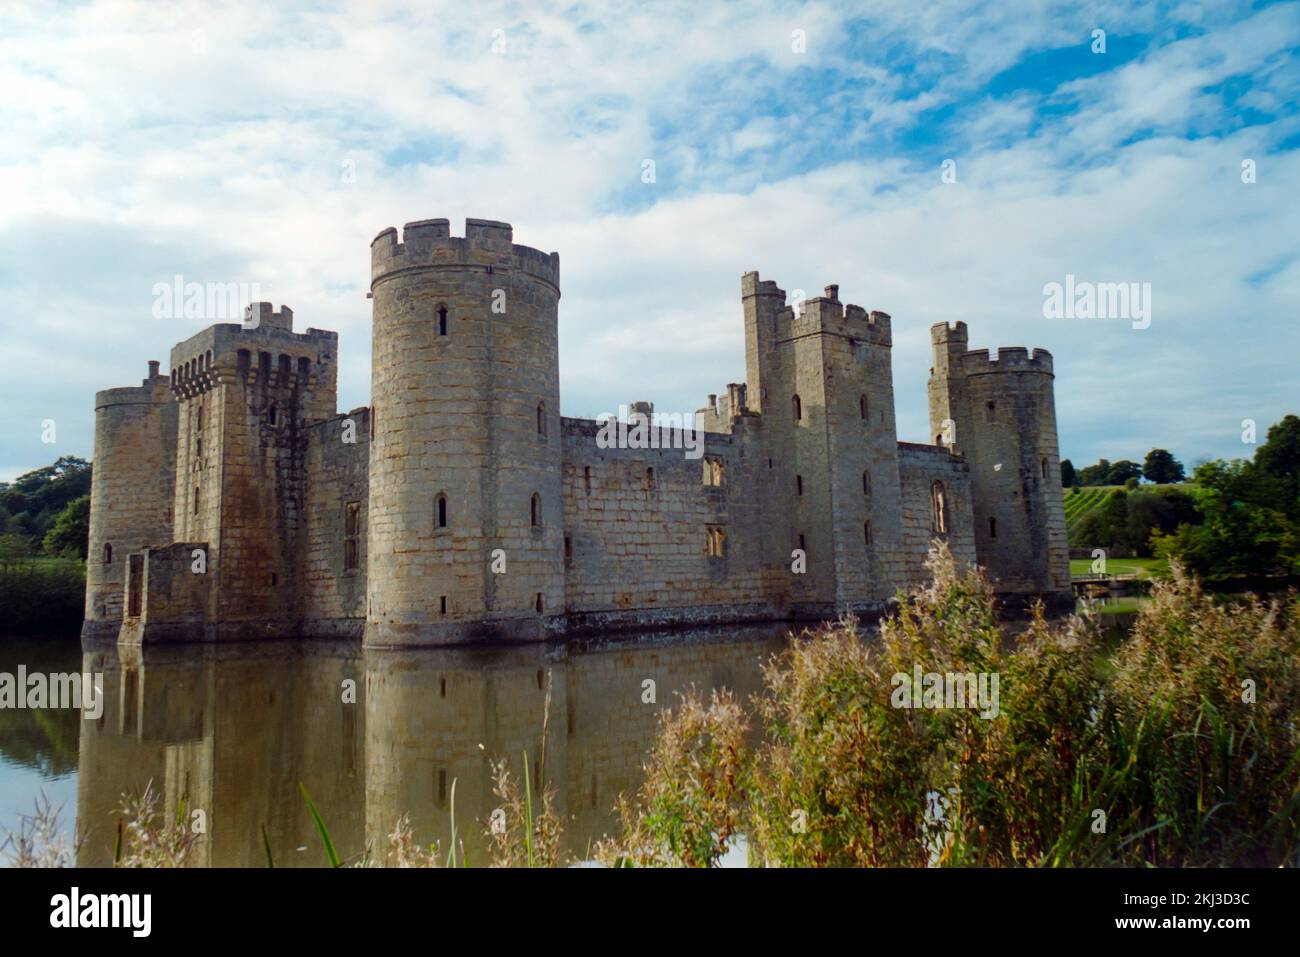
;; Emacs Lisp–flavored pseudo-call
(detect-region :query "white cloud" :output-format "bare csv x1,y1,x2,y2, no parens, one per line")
0,0,1297,480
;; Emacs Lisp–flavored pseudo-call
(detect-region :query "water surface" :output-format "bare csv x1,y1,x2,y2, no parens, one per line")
3,626,787,866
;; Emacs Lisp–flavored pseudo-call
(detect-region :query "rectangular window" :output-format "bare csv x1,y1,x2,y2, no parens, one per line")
344,501,361,570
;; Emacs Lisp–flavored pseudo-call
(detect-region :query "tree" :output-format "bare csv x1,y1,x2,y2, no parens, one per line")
1142,449,1185,485
1253,414,1300,504
0,456,92,556
1105,460,1143,485
1074,490,1129,551
1078,459,1112,486
42,495,90,560
1060,459,1076,488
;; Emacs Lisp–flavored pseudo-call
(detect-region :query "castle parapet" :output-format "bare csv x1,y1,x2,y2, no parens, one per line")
960,346,1054,376
166,313,338,401
785,286,891,347
370,218,560,292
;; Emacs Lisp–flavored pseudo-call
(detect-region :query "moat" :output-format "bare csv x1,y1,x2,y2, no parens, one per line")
1,626,792,866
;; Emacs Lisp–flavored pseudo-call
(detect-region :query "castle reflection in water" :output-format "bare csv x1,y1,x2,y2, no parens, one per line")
76,626,786,866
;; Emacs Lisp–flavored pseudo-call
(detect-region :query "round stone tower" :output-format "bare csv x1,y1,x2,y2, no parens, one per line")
929,324,1070,597
83,360,178,641
366,218,563,646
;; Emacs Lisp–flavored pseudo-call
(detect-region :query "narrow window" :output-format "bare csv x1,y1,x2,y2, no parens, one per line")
537,401,546,436
796,474,803,496
792,394,802,421
703,457,725,487
259,351,271,376
864,521,872,546
278,354,290,378
436,494,448,529
583,466,592,495
196,404,204,430
344,501,361,570
437,306,448,336
931,481,949,534
989,517,998,539
564,535,573,566
862,469,872,495
1041,457,1048,479
535,593,544,613
268,404,277,425
798,533,806,552
297,356,309,378
859,395,868,420
196,437,202,458
985,400,996,422
193,486,200,515
531,493,542,527
103,543,112,565
440,596,448,614
645,467,655,491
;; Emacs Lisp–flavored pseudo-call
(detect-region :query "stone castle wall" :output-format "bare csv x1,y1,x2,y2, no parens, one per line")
558,416,777,629
84,218,1071,647
302,409,370,636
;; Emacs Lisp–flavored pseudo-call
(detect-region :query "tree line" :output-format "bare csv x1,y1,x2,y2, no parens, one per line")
0,456,92,561
1067,415,1300,579
1060,448,1185,488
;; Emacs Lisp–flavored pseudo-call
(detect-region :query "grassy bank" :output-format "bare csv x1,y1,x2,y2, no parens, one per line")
1069,556,1169,579
0,558,84,636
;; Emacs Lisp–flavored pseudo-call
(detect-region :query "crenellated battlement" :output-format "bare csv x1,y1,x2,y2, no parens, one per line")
370,217,561,292
931,320,969,345
959,346,1054,376
747,273,893,347
166,311,338,401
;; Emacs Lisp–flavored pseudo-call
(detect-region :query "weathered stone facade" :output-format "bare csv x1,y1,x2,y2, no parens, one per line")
83,217,1070,647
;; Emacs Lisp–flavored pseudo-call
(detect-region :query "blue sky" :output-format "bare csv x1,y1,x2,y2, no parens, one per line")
1,0,1297,481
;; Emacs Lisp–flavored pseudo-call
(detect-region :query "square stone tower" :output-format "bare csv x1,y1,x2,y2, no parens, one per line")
742,272,905,612
167,305,339,638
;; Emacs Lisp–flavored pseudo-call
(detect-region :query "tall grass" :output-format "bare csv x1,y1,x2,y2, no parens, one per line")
608,544,1300,867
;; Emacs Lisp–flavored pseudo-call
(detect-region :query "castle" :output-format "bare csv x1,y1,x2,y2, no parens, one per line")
82,217,1070,647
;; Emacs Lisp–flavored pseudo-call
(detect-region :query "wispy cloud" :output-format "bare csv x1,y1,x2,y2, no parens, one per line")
0,0,1297,479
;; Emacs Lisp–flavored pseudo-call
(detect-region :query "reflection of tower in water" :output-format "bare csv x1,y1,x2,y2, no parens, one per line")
76,626,785,865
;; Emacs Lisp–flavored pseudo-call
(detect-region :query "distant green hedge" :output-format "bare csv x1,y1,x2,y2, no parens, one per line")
0,559,85,636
